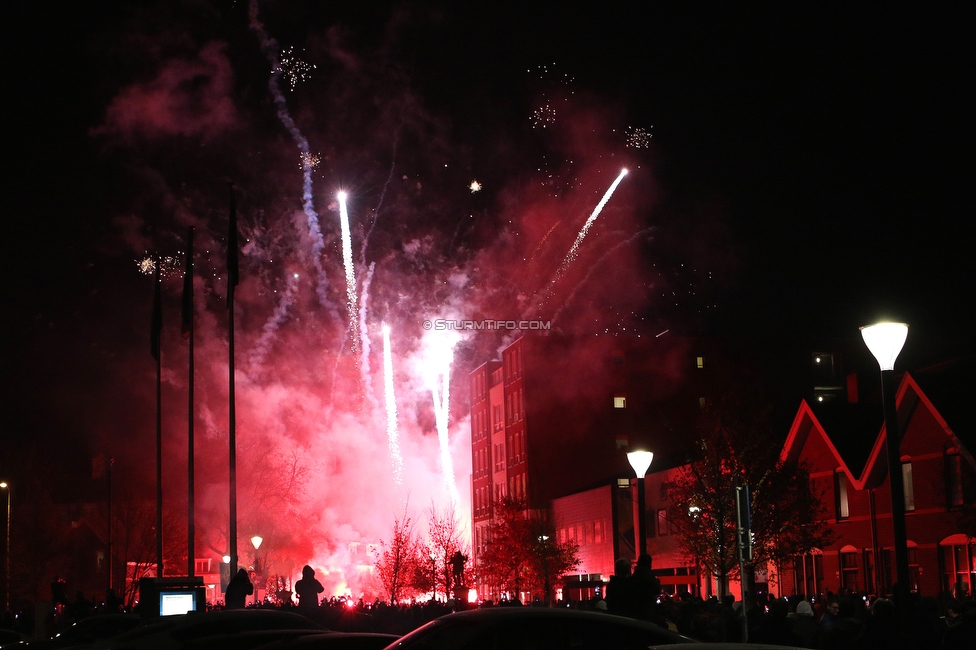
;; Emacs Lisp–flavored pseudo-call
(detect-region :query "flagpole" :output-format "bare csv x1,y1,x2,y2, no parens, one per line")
183,227,195,578
227,184,239,576
152,261,164,577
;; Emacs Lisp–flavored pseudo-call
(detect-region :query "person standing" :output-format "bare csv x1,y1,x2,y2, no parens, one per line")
225,569,253,609
295,565,324,610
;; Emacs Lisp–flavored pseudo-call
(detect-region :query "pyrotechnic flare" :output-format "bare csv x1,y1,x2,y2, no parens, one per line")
338,192,360,358
382,323,403,486
427,330,461,506
358,262,377,408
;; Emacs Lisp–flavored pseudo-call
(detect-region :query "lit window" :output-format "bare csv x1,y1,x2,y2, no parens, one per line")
696,356,704,369
903,461,915,512
617,478,631,489
614,396,626,408
835,470,849,520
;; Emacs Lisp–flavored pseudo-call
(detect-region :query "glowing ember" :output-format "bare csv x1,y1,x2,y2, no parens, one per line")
469,180,482,193
300,151,321,170
277,46,316,91
625,126,653,148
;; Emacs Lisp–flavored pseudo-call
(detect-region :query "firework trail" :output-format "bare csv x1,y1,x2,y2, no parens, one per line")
360,126,401,267
338,192,361,358
358,261,377,409
556,168,629,278
248,272,301,368
381,323,403,486
428,331,461,506
531,168,629,315
248,0,333,310
550,228,655,323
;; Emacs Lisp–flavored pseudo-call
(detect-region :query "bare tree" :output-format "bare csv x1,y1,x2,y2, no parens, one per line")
426,503,466,601
374,508,418,605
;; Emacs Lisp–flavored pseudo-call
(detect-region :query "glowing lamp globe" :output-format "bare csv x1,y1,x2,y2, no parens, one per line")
860,322,908,371
222,555,231,564
627,450,653,478
251,536,263,550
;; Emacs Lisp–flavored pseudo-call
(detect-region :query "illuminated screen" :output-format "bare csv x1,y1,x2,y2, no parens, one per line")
159,591,196,616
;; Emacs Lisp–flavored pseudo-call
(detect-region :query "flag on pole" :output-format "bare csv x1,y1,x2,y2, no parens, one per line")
151,261,162,361
227,183,238,301
182,227,194,339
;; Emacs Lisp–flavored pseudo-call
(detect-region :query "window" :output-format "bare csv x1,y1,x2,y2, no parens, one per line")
696,356,704,369
657,509,669,536
614,396,627,408
944,451,974,508
941,537,976,599
840,548,858,592
792,551,824,598
863,549,875,594
834,470,850,520
902,460,915,512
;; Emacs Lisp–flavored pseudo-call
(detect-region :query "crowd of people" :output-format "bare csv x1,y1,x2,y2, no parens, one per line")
4,564,976,648
583,558,976,650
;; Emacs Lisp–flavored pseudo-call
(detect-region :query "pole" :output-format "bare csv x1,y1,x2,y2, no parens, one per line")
636,476,647,557
881,368,911,612
736,485,752,644
155,267,164,578
107,458,113,595
2,484,9,612
227,184,238,576
185,227,195,578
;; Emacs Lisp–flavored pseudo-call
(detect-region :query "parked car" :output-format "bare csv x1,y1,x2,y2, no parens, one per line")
0,629,29,648
180,629,399,650
253,632,401,650
95,609,326,650
6,615,140,650
381,608,697,649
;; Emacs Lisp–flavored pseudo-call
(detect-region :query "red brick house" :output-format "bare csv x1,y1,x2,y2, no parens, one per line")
778,366,976,601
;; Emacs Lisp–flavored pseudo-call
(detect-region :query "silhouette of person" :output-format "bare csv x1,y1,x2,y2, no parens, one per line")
295,565,324,610
50,576,70,608
605,558,634,616
630,554,662,621
225,568,253,609
450,552,467,587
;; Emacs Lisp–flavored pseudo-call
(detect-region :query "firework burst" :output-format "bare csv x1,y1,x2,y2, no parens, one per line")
277,46,316,91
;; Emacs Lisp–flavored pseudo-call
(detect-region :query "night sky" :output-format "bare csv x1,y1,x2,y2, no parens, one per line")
2,1,972,584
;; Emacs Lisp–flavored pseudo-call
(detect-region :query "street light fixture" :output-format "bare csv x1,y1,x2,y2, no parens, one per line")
860,321,910,610
0,482,9,612
627,451,653,557
250,536,263,605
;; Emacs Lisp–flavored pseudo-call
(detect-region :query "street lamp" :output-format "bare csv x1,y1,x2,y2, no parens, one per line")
0,482,9,612
860,322,910,609
627,450,653,558
250,536,263,606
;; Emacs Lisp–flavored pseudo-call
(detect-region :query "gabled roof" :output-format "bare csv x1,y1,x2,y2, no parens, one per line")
781,371,975,491
780,399,861,485
860,372,975,489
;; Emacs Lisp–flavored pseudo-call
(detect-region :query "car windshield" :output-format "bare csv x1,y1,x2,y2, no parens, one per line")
391,613,693,650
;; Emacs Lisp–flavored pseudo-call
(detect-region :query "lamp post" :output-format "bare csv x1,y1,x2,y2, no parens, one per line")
250,536,263,605
627,450,653,558
860,322,910,610
0,482,9,612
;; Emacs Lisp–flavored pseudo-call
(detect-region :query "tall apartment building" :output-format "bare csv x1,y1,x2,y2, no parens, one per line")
468,333,717,597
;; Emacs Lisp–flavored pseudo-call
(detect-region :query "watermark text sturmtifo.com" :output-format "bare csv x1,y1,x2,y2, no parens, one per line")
422,319,552,331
